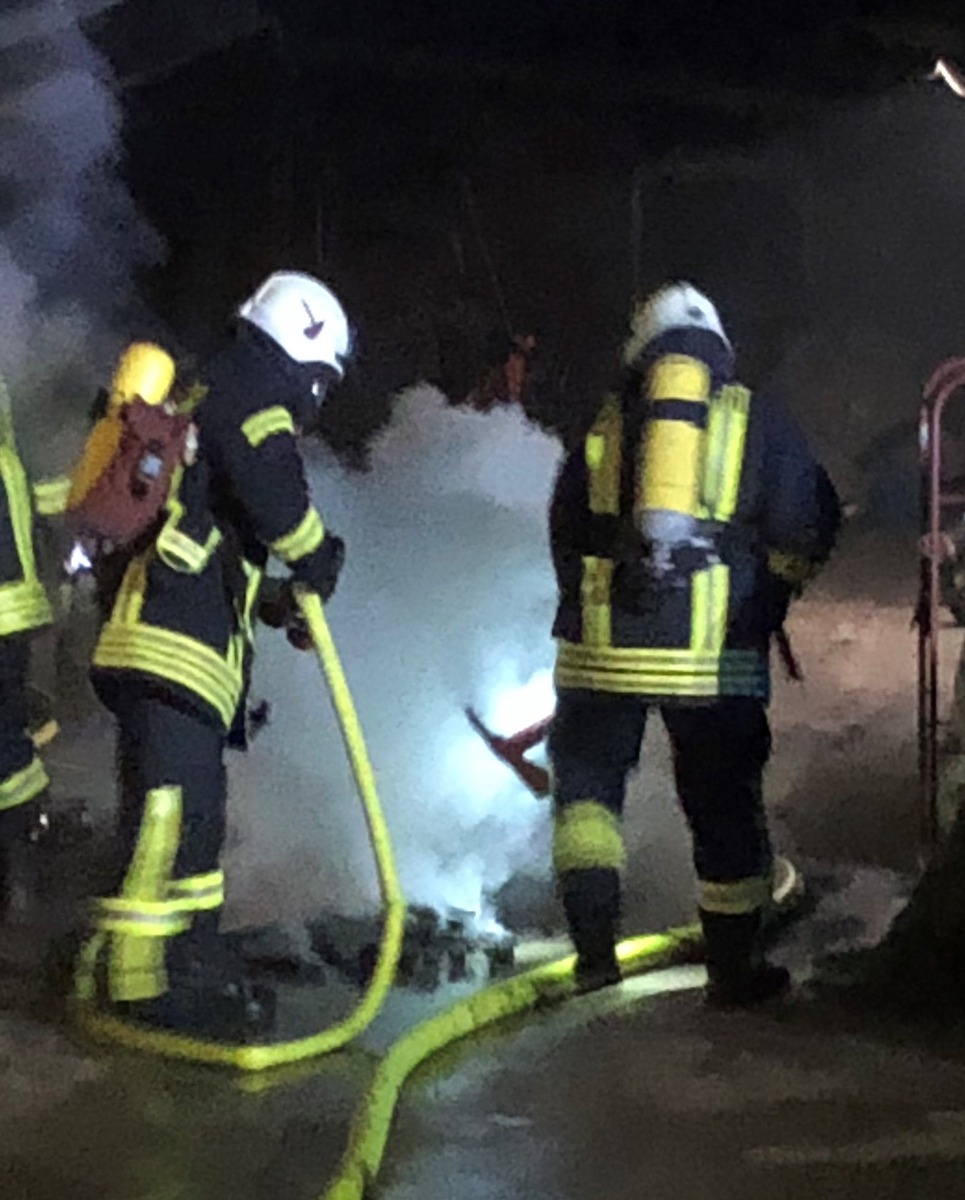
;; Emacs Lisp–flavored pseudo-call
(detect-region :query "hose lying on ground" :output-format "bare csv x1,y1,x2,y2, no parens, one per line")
320,924,702,1200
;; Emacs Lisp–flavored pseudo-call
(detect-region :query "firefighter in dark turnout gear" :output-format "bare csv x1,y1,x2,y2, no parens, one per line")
549,282,840,1005
0,397,53,921
86,272,352,1033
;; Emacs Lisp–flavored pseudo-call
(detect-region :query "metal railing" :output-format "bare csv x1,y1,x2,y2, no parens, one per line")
918,357,965,857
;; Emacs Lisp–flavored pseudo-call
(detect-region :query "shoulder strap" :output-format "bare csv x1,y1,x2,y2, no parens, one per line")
584,394,623,516
702,384,751,522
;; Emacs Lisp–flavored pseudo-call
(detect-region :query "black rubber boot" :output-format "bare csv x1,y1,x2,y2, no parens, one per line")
114,978,276,1041
561,867,623,993
700,908,790,1010
112,913,277,1041
0,799,45,925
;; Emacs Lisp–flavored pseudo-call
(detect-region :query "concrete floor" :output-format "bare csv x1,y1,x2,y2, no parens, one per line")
5,524,951,1200
386,974,965,1200
5,957,965,1200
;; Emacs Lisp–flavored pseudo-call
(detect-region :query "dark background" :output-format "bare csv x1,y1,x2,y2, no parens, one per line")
82,0,965,467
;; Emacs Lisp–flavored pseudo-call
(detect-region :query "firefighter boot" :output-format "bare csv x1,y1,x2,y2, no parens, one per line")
561,867,622,993
0,799,46,926
114,914,276,1040
700,908,790,1009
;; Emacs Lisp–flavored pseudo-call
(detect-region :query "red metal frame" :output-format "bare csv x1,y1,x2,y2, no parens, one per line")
919,357,965,856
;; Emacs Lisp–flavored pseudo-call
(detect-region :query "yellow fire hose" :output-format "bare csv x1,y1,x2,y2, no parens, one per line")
318,924,701,1200
67,585,708,1194
75,589,407,1070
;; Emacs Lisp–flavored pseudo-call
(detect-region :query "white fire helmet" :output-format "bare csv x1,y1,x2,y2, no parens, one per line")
238,271,353,378
623,281,731,366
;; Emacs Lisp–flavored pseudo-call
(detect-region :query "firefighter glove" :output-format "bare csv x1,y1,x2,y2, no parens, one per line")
306,533,345,602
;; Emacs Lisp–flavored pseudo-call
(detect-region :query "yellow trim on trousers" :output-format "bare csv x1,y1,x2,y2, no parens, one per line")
553,800,627,875
0,756,49,811
168,870,225,913
698,875,772,915
100,785,188,1003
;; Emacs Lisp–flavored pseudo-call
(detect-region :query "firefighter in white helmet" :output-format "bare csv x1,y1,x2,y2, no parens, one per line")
548,281,841,1005
83,271,352,1036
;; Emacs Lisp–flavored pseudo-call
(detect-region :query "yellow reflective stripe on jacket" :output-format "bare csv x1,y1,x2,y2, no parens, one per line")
94,623,243,730
168,870,225,913
580,398,622,643
699,391,728,517
0,446,52,635
94,535,253,730
698,874,772,915
690,562,730,655
586,396,622,516
0,580,52,636
103,785,187,1003
1,445,38,579
705,385,750,522
115,550,150,627
156,525,222,574
272,507,324,563
177,381,208,415
155,465,223,575
0,756,49,812
555,642,768,698
580,556,613,647
239,557,263,642
552,800,626,875
32,475,72,516
241,405,295,448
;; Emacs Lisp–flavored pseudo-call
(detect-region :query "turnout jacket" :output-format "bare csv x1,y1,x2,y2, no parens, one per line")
0,439,52,639
91,330,340,731
550,328,840,701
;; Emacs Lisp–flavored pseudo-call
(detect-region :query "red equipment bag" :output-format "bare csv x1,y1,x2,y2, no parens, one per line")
68,397,192,547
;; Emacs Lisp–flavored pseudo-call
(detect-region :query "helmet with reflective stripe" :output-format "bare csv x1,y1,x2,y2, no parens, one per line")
238,271,352,378
623,281,731,366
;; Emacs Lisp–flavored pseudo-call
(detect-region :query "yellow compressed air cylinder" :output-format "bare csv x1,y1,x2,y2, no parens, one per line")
108,342,177,411
67,343,177,511
635,354,710,549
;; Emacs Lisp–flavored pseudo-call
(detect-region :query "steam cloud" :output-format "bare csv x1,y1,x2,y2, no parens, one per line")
44,56,964,937
0,0,162,474
226,387,564,929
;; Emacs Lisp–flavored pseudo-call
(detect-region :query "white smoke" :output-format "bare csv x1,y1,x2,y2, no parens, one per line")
226,387,564,927
0,0,162,472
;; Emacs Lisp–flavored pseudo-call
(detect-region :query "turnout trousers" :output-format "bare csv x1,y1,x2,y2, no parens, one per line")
96,695,227,1004
549,688,776,988
0,636,49,915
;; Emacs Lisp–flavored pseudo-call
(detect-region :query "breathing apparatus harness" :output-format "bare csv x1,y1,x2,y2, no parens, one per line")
601,348,749,605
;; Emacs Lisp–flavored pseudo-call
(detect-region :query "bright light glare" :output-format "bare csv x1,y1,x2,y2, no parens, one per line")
483,667,555,736
65,541,92,575
432,667,554,916
933,57,965,99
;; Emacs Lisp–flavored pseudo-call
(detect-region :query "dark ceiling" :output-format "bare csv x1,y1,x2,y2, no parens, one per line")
266,0,957,92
